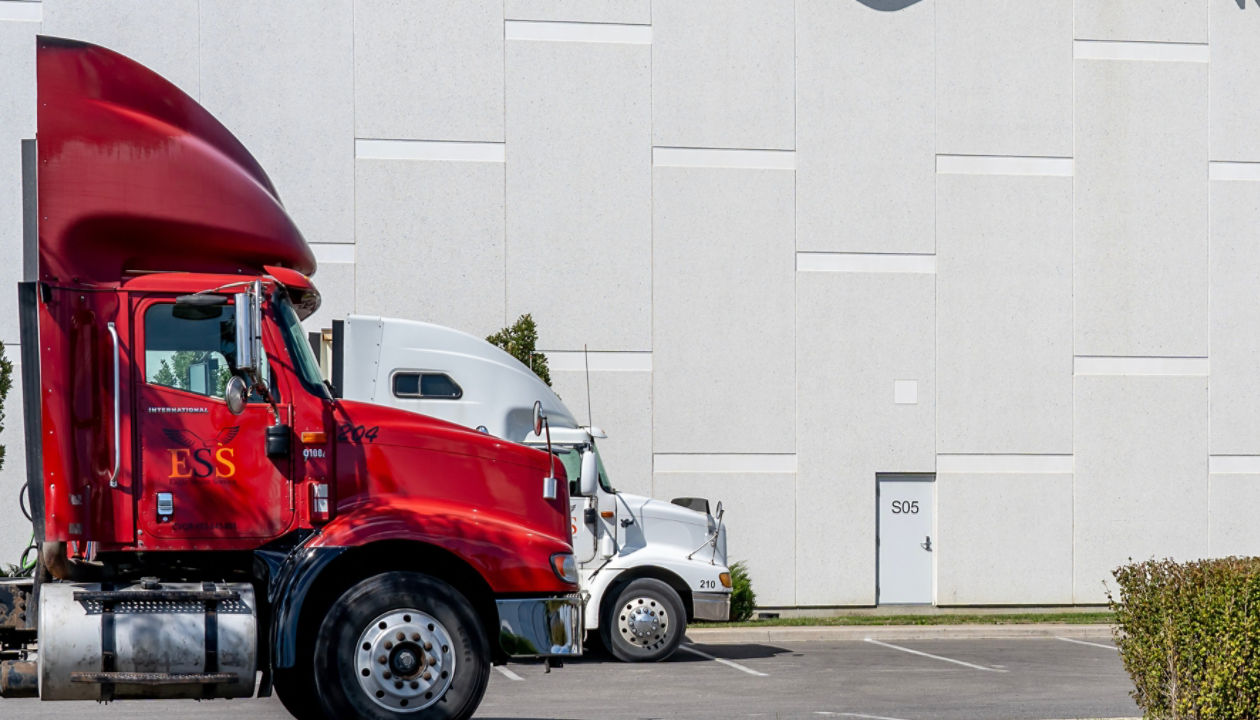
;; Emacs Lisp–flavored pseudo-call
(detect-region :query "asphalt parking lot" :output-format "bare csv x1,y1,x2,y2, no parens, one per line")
0,632,1139,720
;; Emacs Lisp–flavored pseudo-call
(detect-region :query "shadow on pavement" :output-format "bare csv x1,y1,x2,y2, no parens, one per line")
670,642,793,662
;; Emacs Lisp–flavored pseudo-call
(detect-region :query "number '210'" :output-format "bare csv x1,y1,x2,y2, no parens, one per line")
891,500,919,515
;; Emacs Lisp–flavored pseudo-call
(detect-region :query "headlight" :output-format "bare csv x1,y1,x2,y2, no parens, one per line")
550,553,578,584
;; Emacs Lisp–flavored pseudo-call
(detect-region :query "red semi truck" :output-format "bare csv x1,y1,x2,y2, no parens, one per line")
0,37,581,720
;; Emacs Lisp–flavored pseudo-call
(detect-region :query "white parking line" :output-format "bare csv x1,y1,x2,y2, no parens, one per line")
815,712,914,720
863,638,1007,673
678,644,769,677
1056,636,1117,651
494,665,524,681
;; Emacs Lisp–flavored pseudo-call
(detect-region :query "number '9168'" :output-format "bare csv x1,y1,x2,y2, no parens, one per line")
890,500,919,515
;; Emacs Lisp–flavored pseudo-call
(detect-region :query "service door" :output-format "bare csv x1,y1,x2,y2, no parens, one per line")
877,475,934,604
134,298,294,542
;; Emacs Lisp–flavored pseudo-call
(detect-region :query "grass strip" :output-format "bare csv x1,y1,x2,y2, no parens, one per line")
693,611,1115,629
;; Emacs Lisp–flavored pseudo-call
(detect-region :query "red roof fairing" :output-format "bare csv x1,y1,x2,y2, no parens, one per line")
37,36,316,285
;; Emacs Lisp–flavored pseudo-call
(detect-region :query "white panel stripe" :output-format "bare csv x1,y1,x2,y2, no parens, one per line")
937,454,1073,474
1210,161,1260,182
936,155,1073,177
1074,40,1209,63
543,350,651,372
310,243,355,264
796,253,936,274
355,139,505,163
1074,356,1209,375
654,454,797,474
1209,456,1260,474
505,20,652,44
653,147,796,170
0,1,40,22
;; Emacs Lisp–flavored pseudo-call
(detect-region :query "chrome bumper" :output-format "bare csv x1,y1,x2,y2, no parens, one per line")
692,591,731,622
496,595,583,657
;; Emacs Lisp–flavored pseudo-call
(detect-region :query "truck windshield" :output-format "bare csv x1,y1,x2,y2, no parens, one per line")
276,297,330,399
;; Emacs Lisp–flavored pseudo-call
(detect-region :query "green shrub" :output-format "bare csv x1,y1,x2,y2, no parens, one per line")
0,339,11,473
729,561,756,622
1109,557,1260,719
486,314,551,387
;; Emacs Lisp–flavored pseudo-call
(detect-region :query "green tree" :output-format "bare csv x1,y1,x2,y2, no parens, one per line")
0,340,12,473
487,314,552,387
153,352,229,396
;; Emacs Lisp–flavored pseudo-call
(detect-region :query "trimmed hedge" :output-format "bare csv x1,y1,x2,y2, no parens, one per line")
729,561,756,622
1110,557,1260,719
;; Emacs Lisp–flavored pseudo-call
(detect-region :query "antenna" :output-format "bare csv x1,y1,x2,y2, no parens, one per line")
584,344,593,428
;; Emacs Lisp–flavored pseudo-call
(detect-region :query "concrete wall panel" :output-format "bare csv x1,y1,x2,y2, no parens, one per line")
44,0,199,98
652,0,793,150
1074,59,1208,357
200,0,355,245
653,167,794,454
936,473,1074,605
796,272,935,605
355,159,505,339
936,0,1072,157
505,0,649,24
653,471,796,607
937,174,1073,453
796,0,934,253
1074,375,1208,603
354,0,503,142
1210,1,1260,161
0,19,38,346
1209,180,1260,454
1075,0,1207,43
1209,473,1260,557
550,369,653,498
303,261,356,335
505,39,651,350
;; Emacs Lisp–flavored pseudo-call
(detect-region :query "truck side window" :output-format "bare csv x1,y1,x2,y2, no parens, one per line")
144,303,274,401
392,372,462,399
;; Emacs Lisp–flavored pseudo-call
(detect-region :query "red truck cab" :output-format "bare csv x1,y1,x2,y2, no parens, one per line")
0,36,580,720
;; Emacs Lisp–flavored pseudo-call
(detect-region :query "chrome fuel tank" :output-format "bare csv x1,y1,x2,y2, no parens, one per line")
38,581,256,701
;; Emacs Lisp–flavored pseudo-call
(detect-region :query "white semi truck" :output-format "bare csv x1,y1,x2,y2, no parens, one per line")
317,316,732,662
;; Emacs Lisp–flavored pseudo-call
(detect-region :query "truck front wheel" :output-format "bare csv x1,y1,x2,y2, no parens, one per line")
600,578,685,662
312,572,490,720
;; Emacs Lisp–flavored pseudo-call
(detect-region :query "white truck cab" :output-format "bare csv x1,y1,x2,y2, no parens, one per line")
321,315,732,661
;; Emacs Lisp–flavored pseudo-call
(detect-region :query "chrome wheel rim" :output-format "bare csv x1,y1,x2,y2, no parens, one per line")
616,595,672,652
355,608,456,713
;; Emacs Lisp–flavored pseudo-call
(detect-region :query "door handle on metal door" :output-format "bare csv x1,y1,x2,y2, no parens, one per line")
920,536,932,551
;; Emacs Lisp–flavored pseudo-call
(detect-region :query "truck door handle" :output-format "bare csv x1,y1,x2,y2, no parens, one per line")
921,536,932,552
107,321,121,488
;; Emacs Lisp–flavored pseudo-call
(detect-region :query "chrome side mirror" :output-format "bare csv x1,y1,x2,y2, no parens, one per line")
224,374,249,416
714,501,724,521
579,448,598,497
233,280,264,385
532,400,544,437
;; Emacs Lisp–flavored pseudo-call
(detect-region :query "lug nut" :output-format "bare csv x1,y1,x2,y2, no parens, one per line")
383,671,392,680
423,641,432,651
427,656,436,666
378,655,387,665
410,680,419,689
411,633,421,641
394,681,404,690
422,672,432,681
385,641,393,650
397,631,405,641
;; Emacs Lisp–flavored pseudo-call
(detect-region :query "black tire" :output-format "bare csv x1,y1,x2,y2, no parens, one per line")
312,572,490,720
600,578,686,662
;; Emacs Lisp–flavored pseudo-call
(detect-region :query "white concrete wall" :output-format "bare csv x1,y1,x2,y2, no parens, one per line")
0,0,1257,607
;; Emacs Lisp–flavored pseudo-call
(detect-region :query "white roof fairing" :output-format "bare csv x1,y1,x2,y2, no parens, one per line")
341,315,577,442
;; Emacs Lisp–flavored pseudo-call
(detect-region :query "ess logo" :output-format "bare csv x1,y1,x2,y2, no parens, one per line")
164,426,239,479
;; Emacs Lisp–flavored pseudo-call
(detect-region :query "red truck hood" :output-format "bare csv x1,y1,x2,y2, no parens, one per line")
36,36,315,285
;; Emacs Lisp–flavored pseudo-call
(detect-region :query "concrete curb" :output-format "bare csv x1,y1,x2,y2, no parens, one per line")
685,622,1115,644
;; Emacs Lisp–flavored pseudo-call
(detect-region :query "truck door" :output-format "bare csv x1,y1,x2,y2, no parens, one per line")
133,298,294,541
562,449,597,563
